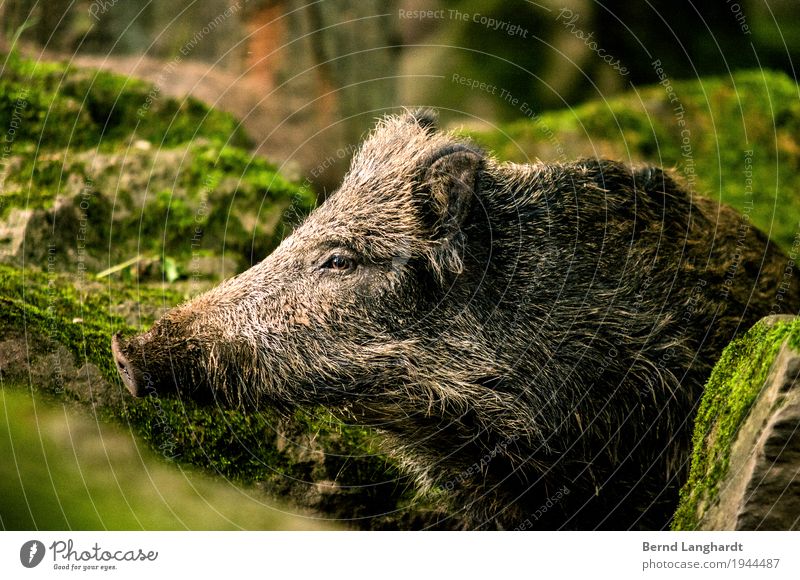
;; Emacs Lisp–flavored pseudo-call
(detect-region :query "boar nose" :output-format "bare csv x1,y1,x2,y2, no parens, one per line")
112,334,146,397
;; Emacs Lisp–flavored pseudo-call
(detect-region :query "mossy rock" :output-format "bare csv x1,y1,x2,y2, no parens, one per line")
465,69,800,252
672,316,800,529
0,54,315,279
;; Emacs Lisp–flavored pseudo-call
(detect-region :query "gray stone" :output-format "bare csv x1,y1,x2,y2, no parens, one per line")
699,334,800,530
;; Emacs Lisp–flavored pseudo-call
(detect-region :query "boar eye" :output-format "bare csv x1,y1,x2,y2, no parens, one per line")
320,253,356,272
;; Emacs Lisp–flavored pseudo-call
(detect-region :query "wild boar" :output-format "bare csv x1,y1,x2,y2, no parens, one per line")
112,110,800,529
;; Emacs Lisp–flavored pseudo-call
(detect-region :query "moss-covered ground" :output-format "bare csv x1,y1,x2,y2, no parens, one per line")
0,52,249,151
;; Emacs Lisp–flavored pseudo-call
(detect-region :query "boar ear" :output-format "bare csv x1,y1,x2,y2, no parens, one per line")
404,107,438,133
422,143,484,276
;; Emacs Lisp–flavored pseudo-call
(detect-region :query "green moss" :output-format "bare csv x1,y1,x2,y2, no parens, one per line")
0,55,249,150
467,70,800,251
672,317,800,529
3,259,241,392
173,143,316,266
120,393,292,481
1,145,313,274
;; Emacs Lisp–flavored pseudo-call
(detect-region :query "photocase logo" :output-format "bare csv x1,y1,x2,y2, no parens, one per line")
20,540,46,568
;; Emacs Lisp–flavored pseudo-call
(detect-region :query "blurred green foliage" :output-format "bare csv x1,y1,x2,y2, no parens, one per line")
0,387,332,530
405,0,800,122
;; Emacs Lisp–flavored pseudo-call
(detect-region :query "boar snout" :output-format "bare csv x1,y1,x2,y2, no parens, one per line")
111,333,146,397
111,332,183,399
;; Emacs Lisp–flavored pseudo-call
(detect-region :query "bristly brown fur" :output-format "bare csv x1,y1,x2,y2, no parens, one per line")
116,109,800,530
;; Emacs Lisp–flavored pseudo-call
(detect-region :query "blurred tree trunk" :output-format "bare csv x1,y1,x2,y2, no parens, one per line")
243,0,399,187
